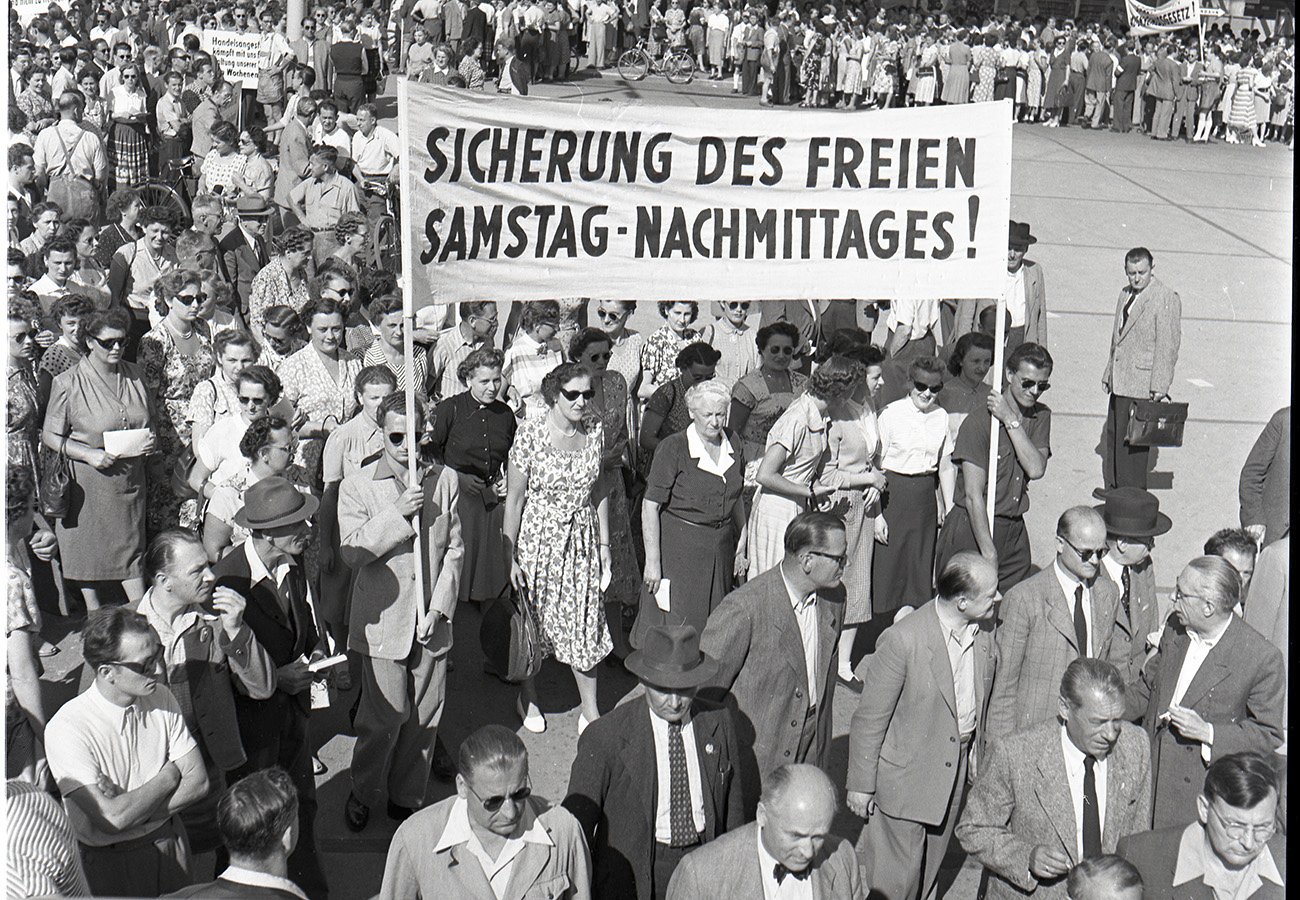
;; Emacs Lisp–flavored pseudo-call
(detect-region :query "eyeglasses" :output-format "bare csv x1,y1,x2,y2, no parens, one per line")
91,335,127,349
595,309,624,320
175,291,206,306
559,387,595,401
913,380,943,395
464,778,532,812
585,351,611,363
764,345,795,356
1208,804,1277,843
267,441,296,454
110,647,164,676
1018,378,1051,393
329,287,355,298
807,548,847,567
237,394,270,406
1061,535,1108,563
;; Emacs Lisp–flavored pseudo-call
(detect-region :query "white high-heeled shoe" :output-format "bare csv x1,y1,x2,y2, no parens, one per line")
517,696,546,733
578,713,595,736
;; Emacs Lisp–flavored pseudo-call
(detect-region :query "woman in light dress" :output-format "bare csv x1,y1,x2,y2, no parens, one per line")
840,23,865,108
912,32,939,107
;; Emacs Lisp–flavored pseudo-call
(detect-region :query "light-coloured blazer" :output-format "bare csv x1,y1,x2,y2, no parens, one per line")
956,719,1153,900
1098,557,1163,684
666,821,865,900
1102,275,1181,399
700,566,844,818
987,566,1125,742
1125,616,1286,829
847,601,995,826
953,260,1048,349
379,796,592,900
338,456,462,661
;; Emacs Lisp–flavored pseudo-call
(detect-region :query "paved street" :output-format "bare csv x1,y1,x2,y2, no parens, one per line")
41,75,1292,899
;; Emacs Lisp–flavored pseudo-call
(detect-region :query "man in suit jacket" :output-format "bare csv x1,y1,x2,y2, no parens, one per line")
166,768,307,900
953,220,1048,351
1238,406,1289,547
1101,247,1181,491
699,512,846,818
1085,38,1115,128
212,477,328,899
847,552,999,900
1124,556,1285,829
380,725,592,900
1117,751,1285,899
338,393,462,830
1111,41,1141,133
273,98,315,221
220,197,272,321
957,659,1153,899
1095,488,1171,683
987,507,1126,741
1147,43,1178,138
564,625,744,899
668,764,865,899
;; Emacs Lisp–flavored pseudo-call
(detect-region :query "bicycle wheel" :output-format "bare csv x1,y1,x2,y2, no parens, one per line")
666,51,695,85
618,49,650,82
372,214,400,274
137,180,191,227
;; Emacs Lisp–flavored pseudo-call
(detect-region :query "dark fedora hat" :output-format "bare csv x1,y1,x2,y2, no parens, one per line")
235,196,272,218
1093,487,1172,538
625,625,719,690
232,476,320,530
1008,220,1037,250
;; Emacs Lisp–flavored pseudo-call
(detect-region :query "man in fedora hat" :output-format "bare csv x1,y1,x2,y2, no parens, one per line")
219,196,273,321
953,220,1049,352
211,475,329,898
1095,487,1172,682
564,625,743,900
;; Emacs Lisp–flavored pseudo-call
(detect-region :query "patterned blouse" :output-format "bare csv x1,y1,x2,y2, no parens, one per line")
640,325,699,390
277,344,362,482
249,258,311,332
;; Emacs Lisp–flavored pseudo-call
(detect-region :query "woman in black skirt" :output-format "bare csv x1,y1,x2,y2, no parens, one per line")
871,357,955,620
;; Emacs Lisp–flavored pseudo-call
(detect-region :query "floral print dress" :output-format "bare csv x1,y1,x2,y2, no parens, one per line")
138,320,215,534
7,363,40,475
277,345,362,486
510,416,612,670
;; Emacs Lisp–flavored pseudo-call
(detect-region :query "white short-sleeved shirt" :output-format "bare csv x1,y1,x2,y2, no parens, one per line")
45,682,198,846
877,396,953,474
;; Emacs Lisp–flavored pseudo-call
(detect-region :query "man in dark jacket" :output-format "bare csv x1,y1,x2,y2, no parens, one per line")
1110,41,1141,133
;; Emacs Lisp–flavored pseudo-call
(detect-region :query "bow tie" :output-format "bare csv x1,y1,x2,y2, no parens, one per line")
773,863,810,885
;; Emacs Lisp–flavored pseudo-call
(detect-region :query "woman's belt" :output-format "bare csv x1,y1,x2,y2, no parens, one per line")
663,509,732,530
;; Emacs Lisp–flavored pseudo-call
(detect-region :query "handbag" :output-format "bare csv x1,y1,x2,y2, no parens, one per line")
38,440,72,519
479,586,545,683
1125,399,1188,448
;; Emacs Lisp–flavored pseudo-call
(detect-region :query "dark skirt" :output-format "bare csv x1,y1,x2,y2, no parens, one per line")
871,470,938,613
456,473,511,603
994,67,1017,101
631,512,735,647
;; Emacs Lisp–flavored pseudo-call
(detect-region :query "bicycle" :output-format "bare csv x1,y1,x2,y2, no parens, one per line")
617,39,695,85
136,158,194,226
361,177,401,273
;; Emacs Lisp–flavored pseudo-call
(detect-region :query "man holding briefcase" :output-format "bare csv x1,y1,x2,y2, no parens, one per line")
1101,247,1182,493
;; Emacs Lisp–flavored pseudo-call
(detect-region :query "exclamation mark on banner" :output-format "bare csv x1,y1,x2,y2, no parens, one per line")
966,196,980,259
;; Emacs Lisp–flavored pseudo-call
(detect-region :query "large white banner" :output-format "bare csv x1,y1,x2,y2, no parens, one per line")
13,0,47,26
1126,0,1204,33
406,86,1014,304
201,31,261,88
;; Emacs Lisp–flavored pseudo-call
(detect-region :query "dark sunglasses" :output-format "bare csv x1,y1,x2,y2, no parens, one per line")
1019,378,1051,392
386,431,408,446
111,647,164,675
238,394,270,405
595,309,623,319
92,335,127,349
466,780,532,812
175,291,206,306
764,345,794,356
585,351,611,362
559,387,595,401
913,380,943,394
807,548,847,567
1061,535,1108,563
725,301,751,310
12,330,35,342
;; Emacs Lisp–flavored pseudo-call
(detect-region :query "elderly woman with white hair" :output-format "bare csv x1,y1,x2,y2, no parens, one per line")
634,379,747,644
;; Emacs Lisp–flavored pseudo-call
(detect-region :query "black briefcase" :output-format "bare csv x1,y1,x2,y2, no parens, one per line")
1125,399,1189,448
480,588,545,683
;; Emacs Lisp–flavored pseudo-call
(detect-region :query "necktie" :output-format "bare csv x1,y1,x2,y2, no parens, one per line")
1120,290,1137,329
1073,585,1089,658
774,863,811,885
667,722,695,847
1119,566,1132,623
1082,756,1102,859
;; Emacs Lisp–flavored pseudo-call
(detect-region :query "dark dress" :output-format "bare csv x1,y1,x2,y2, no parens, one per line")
632,426,745,646
428,391,517,603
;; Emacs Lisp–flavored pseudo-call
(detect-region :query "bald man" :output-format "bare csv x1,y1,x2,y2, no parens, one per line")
986,507,1126,741
667,764,864,899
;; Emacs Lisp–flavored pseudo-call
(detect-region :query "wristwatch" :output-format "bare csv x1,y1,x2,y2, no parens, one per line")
1007,418,1023,431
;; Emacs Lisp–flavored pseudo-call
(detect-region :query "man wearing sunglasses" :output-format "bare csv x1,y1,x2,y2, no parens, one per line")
44,607,210,896
338,393,462,832
985,506,1126,744
382,724,593,899
938,340,1054,593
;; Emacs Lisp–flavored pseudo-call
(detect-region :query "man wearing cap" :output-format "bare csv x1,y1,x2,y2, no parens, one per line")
1096,488,1171,683
211,476,329,898
563,625,743,900
953,221,1048,352
219,196,273,322
338,392,462,832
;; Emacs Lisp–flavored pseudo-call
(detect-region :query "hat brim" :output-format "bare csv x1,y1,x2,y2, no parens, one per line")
1092,505,1173,538
232,492,320,530
238,209,272,218
625,651,719,690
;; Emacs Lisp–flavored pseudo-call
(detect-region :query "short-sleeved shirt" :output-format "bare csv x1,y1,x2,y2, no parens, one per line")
45,682,198,846
765,391,830,487
428,391,517,483
428,325,492,401
877,396,953,475
645,426,745,527
321,411,383,486
289,172,362,232
952,400,1051,518
503,332,565,420
5,780,92,898
363,342,428,399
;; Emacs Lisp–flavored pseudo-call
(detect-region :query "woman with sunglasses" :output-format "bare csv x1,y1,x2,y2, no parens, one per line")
709,299,761,390
8,297,44,478
249,227,313,341
189,364,285,495
729,321,808,473
592,299,646,454
43,307,155,610
504,362,613,735
187,329,259,443
871,357,955,627
106,61,150,188
195,269,247,335
748,355,859,578
257,305,305,371
638,341,721,473
236,125,276,203
139,268,216,533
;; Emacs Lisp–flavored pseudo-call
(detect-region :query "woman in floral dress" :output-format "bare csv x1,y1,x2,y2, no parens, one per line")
249,227,313,338
505,362,612,735
971,32,999,103
594,299,646,465
8,299,42,477
640,300,710,396
138,269,215,534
